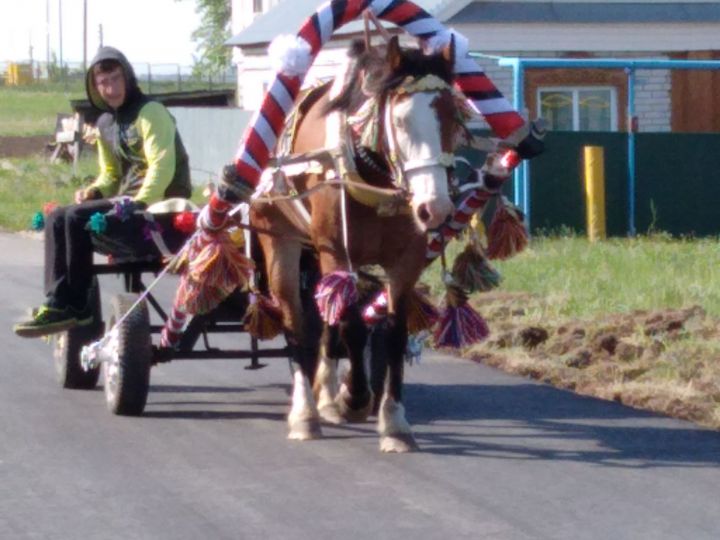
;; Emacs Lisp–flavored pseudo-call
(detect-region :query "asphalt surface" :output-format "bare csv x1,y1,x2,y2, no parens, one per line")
1,231,719,540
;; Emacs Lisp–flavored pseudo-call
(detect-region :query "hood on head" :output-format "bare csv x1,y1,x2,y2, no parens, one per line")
85,46,142,111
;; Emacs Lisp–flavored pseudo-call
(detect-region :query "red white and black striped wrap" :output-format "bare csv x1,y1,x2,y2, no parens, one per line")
209,0,526,216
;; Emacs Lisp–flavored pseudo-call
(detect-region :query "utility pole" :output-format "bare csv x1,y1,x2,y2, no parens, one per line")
58,0,64,85
45,0,50,78
98,24,104,48
83,0,87,72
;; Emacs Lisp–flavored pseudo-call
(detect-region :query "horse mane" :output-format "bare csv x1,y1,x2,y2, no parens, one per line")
324,39,454,116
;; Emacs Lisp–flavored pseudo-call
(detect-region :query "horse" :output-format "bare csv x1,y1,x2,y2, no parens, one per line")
250,36,470,452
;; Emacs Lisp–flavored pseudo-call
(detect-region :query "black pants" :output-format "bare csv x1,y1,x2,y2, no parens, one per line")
44,199,188,310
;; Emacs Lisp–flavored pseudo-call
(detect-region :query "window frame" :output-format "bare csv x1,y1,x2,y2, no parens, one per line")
537,85,619,132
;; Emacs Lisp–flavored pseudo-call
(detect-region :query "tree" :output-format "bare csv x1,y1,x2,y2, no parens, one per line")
178,0,232,77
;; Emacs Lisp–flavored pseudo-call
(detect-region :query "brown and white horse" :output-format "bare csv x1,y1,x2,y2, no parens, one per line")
251,37,469,452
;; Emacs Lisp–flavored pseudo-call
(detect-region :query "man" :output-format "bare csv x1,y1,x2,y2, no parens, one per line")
14,46,191,338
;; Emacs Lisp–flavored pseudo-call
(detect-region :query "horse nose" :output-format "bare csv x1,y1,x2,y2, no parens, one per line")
417,198,453,229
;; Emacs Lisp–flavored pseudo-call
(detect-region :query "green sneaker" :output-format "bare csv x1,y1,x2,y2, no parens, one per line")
13,305,79,338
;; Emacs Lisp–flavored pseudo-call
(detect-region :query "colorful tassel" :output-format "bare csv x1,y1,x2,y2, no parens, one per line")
486,196,528,260
406,287,440,334
42,201,59,216
315,271,358,326
243,292,284,340
174,231,254,315
142,220,162,241
173,211,197,234
362,290,388,326
87,212,107,234
433,284,489,348
110,197,136,222
31,211,45,231
451,242,502,293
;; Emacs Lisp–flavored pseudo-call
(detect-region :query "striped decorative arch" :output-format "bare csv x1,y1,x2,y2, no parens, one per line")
221,0,526,201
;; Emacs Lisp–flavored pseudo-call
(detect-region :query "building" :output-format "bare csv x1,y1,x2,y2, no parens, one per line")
228,0,720,133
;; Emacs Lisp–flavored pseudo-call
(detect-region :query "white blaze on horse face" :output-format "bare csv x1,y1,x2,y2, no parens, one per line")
390,92,454,230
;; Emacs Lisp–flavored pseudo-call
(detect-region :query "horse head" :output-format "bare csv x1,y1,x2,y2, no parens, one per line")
380,36,468,231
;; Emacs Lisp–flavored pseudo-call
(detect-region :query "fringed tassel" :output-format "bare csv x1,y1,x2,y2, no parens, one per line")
433,284,489,348
406,287,440,334
315,271,358,326
160,306,187,349
486,196,528,260
175,230,254,315
243,292,284,340
362,290,388,326
451,241,502,293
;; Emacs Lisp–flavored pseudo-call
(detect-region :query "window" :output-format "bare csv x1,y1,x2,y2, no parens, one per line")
253,0,263,13
538,87,617,131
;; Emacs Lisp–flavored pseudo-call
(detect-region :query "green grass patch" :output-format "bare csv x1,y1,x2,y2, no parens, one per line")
0,155,96,230
425,234,720,319
0,86,83,136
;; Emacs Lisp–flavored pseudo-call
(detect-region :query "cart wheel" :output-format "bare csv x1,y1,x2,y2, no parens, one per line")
53,278,103,389
103,293,152,416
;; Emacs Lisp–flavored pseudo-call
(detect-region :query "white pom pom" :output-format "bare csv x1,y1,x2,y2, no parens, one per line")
423,28,470,61
268,34,313,77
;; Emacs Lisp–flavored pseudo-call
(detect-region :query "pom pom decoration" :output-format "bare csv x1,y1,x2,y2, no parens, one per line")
451,241,502,293
87,212,107,234
110,197,136,222
142,220,163,241
406,287,441,334
31,211,45,231
268,34,313,77
433,283,489,348
243,292,284,340
421,28,469,59
486,196,528,260
174,231,255,315
315,271,358,326
42,201,59,216
173,211,197,235
362,290,388,326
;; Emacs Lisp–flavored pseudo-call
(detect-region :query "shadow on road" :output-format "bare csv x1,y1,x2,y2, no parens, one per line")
406,382,720,467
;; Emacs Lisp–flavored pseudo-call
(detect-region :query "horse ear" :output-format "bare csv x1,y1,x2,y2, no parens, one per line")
386,35,402,70
441,34,456,68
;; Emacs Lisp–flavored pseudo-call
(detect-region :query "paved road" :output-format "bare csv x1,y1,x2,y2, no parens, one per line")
1,231,719,540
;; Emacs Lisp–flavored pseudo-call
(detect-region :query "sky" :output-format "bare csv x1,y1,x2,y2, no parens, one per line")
0,0,202,68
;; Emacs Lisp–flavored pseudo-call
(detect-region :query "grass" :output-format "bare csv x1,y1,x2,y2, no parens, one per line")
425,233,720,319
0,86,80,136
0,155,95,230
0,80,234,137
0,155,208,232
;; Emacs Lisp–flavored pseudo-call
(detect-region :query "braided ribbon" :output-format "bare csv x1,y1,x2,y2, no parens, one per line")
211,0,525,213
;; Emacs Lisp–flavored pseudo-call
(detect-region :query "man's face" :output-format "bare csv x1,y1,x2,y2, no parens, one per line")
94,66,126,109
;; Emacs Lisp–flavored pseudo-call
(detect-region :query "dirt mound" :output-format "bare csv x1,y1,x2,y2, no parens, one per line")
0,136,51,158
463,292,720,430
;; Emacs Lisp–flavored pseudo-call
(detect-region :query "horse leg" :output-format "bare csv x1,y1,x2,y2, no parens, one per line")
256,230,321,440
334,303,374,422
377,294,418,453
312,325,344,425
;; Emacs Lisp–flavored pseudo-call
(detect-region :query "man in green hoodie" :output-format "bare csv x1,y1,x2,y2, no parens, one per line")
14,46,192,338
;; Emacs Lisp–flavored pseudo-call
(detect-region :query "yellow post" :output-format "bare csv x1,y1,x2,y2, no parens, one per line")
584,145,606,241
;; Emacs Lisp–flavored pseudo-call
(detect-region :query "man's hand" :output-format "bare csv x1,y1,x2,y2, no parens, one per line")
74,187,102,204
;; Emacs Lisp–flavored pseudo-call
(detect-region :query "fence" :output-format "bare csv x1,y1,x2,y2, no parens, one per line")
0,59,236,93
519,131,720,238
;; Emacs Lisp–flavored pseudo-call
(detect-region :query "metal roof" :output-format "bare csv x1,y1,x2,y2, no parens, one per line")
447,2,720,24
227,0,452,48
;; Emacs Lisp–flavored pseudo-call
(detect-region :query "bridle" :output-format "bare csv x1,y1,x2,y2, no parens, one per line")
363,73,466,193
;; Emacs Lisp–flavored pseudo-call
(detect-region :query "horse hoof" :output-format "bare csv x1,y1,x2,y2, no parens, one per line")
288,418,322,441
380,433,418,453
335,386,373,423
318,403,345,425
